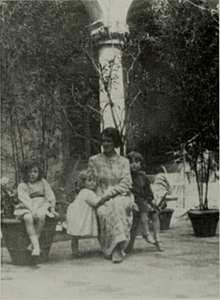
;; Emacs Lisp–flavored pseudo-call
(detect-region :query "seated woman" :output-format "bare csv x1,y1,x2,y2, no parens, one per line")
87,127,134,263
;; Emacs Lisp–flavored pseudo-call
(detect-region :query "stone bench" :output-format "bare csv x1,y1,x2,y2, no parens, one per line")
56,194,178,255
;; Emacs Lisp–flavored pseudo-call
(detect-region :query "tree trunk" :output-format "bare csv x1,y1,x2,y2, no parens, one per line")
194,163,203,209
84,111,91,159
9,110,20,184
204,151,211,210
14,106,24,162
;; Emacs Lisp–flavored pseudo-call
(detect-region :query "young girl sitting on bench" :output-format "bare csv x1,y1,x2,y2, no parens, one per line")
14,160,58,257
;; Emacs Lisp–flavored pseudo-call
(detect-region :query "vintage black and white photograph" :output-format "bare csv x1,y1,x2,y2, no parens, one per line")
1,0,219,299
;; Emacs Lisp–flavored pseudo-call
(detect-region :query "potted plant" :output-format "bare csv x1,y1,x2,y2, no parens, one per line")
152,169,178,230
178,140,219,237
150,0,219,237
1,177,58,265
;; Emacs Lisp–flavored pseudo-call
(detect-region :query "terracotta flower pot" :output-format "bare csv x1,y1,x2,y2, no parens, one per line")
187,209,219,237
159,208,174,230
1,216,57,265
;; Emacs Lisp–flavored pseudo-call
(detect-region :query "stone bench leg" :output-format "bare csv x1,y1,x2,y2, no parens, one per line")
71,236,79,257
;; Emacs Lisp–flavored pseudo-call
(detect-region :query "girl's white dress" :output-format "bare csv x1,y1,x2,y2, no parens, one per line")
14,178,56,218
66,188,99,237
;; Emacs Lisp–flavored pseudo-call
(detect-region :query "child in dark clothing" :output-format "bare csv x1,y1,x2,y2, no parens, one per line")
127,151,163,252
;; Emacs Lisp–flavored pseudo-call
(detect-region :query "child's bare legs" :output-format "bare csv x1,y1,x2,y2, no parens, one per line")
35,214,46,239
151,212,164,251
26,214,45,254
23,213,40,256
140,212,155,244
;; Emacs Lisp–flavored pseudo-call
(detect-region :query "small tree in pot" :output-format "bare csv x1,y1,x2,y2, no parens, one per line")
152,168,178,230
180,135,219,237
151,1,219,237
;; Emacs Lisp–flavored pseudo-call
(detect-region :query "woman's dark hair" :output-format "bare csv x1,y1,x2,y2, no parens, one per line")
101,127,122,148
127,151,145,168
21,160,44,183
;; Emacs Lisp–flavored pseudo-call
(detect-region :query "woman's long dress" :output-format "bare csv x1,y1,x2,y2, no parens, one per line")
87,153,134,257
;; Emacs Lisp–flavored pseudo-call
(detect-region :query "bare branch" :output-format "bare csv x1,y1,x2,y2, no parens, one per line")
121,90,142,133
186,0,219,23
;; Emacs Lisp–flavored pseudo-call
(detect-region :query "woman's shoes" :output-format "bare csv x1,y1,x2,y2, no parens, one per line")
112,248,123,263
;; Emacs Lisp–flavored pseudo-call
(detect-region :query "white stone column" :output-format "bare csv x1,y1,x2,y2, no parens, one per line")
98,39,125,132
82,0,133,136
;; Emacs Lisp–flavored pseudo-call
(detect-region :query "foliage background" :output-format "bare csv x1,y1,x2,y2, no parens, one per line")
1,0,218,197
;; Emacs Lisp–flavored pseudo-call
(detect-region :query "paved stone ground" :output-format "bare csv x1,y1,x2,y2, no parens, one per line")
1,214,219,300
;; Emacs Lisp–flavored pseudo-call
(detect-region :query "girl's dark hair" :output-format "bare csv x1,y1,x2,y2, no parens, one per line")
101,127,122,148
21,160,44,183
127,151,145,168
